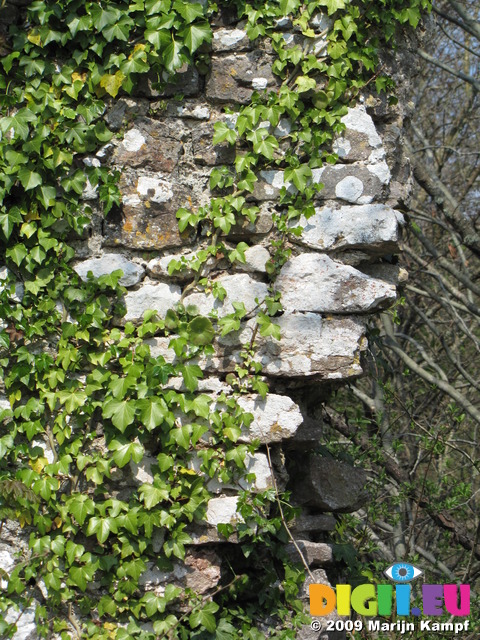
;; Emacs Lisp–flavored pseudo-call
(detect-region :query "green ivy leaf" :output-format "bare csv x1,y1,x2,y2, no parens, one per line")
100,71,126,97
187,316,215,346
179,364,203,392
18,168,42,191
139,483,169,509
181,22,212,53
103,399,136,432
138,398,169,431
163,39,185,73
109,439,144,468
67,495,95,526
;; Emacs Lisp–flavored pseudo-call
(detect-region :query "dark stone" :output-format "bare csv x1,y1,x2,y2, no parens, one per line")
192,124,236,165
206,52,278,104
291,514,337,533
285,541,332,566
135,64,201,98
112,118,186,174
292,455,368,513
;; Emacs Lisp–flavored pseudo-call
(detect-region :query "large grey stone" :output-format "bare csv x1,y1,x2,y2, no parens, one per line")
191,123,236,166
275,253,396,314
73,254,145,287
291,514,337,533
285,541,333,566
139,549,221,595
136,64,200,98
212,28,250,52
253,164,385,203
112,118,186,173
104,171,195,250
237,394,303,443
147,251,213,282
183,273,268,318
236,245,270,273
295,456,368,512
124,282,181,321
206,52,278,104
293,204,403,254
205,496,241,526
189,452,272,493
251,312,367,380
4,603,38,640
298,570,345,640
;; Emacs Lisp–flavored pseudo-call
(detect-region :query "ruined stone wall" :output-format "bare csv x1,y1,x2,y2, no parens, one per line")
0,4,414,639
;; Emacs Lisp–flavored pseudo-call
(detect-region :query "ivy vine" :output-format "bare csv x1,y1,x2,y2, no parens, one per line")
0,0,430,638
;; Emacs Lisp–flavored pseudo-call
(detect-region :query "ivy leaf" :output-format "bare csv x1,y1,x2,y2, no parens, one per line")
295,76,317,93
103,399,136,432
6,244,28,267
109,439,144,468
179,364,203,392
100,71,126,98
215,619,238,639
284,164,312,191
18,168,42,191
137,398,169,431
173,0,204,23
280,0,301,15
94,121,113,143
187,316,214,346
144,28,171,49
87,516,118,544
145,0,171,15
139,483,169,509
189,601,219,632
67,495,95,526
319,0,346,15
163,39,184,73
68,565,96,591
0,208,23,240
181,22,212,53
213,122,237,145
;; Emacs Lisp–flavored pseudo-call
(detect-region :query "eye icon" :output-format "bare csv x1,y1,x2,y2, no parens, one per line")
384,563,423,583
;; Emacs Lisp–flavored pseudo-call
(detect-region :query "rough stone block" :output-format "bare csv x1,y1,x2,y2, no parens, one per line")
124,282,181,322
73,254,145,287
136,64,200,98
253,164,386,204
205,496,241,526
212,28,251,52
112,118,186,173
237,393,304,443
183,273,269,318
147,250,215,282
294,456,368,512
285,541,333,566
293,204,403,254
227,203,274,237
290,514,337,533
316,165,385,204
138,549,221,595
192,123,236,165
275,253,396,314
103,172,195,250
236,245,270,274
251,312,367,380
206,52,278,104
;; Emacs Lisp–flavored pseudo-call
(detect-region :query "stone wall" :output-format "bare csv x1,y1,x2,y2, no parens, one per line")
0,5,413,639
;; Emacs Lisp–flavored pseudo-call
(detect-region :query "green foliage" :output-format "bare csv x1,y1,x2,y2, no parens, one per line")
0,0,431,636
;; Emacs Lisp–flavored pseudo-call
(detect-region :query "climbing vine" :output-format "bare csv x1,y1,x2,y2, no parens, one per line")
0,0,430,638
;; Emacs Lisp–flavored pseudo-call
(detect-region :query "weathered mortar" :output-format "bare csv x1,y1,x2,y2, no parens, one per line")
0,7,414,639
